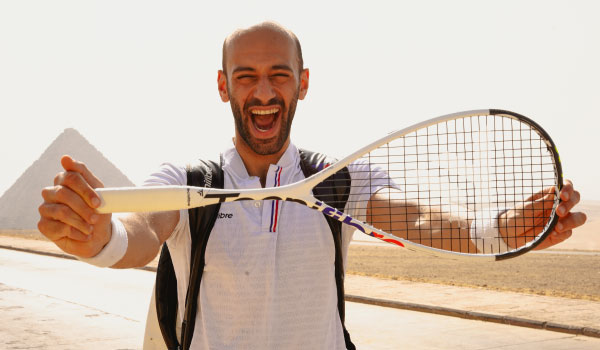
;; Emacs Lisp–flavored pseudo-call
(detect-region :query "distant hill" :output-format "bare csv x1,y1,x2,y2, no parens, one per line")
0,128,134,230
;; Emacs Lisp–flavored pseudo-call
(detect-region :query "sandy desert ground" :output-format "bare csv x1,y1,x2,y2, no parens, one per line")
348,200,600,300
3,201,599,301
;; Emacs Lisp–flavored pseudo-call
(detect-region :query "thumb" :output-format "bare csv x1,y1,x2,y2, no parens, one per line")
61,155,105,189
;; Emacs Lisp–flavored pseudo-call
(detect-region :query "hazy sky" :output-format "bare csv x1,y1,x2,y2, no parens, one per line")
1,0,599,200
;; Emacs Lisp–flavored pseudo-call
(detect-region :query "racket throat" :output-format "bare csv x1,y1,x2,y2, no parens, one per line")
314,200,368,234
313,199,406,248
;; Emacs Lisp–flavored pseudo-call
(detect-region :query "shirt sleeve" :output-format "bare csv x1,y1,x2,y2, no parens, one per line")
341,160,401,253
344,159,400,221
143,163,187,187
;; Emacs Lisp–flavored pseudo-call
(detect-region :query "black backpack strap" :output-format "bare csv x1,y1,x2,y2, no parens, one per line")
155,243,180,350
154,159,224,350
298,149,356,350
181,159,224,350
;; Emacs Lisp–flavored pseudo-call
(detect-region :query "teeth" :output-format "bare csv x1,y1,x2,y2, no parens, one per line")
251,108,279,115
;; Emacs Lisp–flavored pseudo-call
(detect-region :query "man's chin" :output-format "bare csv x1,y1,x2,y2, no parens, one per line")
243,137,285,156
249,143,283,156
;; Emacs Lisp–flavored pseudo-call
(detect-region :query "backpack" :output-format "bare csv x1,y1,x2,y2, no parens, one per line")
155,149,356,350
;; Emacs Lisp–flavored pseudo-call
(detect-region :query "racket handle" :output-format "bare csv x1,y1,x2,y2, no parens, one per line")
95,186,192,213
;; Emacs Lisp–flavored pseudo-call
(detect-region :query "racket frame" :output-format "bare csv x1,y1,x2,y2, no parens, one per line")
96,109,563,260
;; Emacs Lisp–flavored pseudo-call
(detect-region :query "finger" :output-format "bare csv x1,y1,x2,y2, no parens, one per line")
529,192,556,211
55,169,101,209
524,186,557,202
555,212,587,233
37,216,69,241
39,202,94,236
559,179,574,202
556,189,581,217
56,235,102,258
54,171,65,186
40,231,95,257
503,223,546,248
61,155,104,189
37,217,91,242
61,156,104,208
498,205,551,238
66,225,92,241
533,230,572,250
520,193,556,222
41,185,99,225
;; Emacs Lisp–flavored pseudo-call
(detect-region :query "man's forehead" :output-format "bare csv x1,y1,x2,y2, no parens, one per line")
226,24,294,49
224,27,298,70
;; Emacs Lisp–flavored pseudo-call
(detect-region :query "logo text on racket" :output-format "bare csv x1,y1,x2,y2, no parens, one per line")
318,201,367,233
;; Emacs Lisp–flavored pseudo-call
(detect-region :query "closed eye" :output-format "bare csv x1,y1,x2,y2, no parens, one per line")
271,73,291,82
236,75,256,82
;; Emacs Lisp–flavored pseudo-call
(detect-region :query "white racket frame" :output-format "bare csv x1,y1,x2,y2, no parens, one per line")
96,109,561,260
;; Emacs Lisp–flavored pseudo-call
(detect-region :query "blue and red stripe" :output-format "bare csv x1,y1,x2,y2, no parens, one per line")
269,166,283,232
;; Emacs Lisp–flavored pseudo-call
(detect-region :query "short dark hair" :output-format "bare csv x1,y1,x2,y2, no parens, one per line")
221,21,304,75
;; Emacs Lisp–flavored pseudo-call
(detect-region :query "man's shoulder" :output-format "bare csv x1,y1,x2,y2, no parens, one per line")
297,148,340,173
186,159,224,189
143,162,187,187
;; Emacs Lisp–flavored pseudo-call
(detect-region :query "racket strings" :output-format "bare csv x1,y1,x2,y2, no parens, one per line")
316,114,559,255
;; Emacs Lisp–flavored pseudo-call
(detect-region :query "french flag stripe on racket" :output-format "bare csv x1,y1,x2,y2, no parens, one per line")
269,166,283,232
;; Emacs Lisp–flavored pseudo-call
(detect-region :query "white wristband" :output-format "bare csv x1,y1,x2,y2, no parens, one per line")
79,218,128,267
470,209,511,254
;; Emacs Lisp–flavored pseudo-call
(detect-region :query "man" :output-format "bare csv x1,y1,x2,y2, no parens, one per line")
38,22,586,349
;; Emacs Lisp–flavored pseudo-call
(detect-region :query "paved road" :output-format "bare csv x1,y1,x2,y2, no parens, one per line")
2,248,599,350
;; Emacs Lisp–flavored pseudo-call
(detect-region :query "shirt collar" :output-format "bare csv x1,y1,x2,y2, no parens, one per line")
222,142,299,179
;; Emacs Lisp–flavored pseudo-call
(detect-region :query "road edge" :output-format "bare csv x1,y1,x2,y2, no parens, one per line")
3,244,599,339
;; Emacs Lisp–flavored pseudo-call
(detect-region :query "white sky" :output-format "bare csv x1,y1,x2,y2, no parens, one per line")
1,0,599,200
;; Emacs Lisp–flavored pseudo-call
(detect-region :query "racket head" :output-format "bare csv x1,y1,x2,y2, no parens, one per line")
311,109,563,260
490,109,563,260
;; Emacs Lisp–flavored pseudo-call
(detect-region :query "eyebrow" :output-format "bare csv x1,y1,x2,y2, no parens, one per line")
271,65,294,72
232,66,255,75
231,64,294,75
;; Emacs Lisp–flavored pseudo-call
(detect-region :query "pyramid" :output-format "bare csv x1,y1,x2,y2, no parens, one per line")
0,128,135,230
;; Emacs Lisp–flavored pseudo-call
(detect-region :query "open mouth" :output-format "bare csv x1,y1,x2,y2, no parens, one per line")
249,107,281,135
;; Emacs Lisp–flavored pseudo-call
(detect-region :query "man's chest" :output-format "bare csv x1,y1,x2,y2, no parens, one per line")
203,164,336,277
204,199,335,276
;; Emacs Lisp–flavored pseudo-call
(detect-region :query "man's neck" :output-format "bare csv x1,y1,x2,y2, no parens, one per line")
235,138,290,187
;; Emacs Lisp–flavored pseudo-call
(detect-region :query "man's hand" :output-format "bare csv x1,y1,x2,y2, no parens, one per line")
38,155,113,258
498,179,586,250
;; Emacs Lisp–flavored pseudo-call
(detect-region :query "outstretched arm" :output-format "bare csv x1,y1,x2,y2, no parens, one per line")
38,155,179,268
366,179,586,254
498,179,586,251
366,187,478,253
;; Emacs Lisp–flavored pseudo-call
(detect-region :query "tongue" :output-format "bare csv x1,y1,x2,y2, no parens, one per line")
254,114,275,131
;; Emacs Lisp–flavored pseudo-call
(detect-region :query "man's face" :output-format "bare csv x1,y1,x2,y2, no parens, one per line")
218,30,308,156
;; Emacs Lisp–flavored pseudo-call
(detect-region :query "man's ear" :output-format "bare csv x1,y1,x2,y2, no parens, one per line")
298,68,309,100
217,70,229,102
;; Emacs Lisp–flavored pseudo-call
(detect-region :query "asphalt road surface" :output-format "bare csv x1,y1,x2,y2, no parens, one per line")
2,248,599,350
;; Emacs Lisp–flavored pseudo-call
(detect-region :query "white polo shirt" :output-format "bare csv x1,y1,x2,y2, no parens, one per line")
144,143,390,350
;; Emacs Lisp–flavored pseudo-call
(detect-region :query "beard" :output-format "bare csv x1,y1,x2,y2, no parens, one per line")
230,89,299,156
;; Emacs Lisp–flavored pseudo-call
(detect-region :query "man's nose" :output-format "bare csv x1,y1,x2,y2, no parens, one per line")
253,77,276,104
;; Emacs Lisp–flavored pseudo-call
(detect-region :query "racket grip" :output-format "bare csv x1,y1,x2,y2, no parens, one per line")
95,186,191,213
